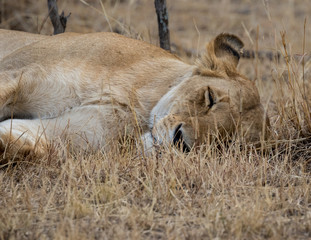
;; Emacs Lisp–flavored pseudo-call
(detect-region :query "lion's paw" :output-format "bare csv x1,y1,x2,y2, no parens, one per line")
0,122,47,160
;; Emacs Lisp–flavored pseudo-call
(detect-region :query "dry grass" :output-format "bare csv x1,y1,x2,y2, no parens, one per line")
1,0,311,239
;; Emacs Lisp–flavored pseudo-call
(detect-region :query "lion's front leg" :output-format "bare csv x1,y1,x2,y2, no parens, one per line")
0,119,48,159
0,105,134,160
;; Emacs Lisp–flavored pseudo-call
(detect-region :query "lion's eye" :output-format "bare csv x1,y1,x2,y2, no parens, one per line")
205,87,215,108
208,89,214,108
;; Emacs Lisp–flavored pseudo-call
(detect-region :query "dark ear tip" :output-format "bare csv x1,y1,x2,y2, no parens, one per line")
215,33,244,52
214,33,244,59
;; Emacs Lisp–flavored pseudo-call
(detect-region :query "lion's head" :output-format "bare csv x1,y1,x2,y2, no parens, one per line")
144,33,269,151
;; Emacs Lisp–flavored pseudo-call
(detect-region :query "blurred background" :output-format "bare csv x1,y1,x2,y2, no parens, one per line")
1,0,310,58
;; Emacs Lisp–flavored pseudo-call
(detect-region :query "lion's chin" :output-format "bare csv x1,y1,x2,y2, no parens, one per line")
140,127,191,154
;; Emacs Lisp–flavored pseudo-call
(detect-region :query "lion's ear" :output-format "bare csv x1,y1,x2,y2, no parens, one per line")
212,33,244,68
194,33,244,76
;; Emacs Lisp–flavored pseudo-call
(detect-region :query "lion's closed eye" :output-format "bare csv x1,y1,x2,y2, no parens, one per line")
204,87,216,108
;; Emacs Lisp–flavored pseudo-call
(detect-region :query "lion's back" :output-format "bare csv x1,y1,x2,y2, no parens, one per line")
0,29,49,60
0,31,178,72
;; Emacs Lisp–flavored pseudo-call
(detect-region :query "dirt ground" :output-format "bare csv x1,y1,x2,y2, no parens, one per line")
0,0,311,239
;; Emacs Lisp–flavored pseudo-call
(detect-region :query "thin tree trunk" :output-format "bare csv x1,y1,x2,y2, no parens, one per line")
47,0,70,35
0,0,4,24
154,0,170,51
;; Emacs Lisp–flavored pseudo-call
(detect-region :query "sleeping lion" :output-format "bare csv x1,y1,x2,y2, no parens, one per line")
0,29,269,157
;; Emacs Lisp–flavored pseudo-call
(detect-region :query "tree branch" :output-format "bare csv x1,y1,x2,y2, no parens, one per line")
241,49,281,61
171,42,282,61
47,0,70,35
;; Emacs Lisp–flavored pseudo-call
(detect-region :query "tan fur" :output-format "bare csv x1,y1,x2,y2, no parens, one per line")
0,29,269,156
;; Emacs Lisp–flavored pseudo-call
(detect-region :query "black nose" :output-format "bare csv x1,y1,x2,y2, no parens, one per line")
173,124,190,152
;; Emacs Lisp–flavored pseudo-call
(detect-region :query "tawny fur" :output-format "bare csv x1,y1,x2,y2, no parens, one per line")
0,29,269,156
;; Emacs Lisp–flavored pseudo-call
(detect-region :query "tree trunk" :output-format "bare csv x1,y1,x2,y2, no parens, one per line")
154,0,171,51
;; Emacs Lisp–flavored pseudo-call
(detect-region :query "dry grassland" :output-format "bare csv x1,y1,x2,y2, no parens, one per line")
0,0,311,239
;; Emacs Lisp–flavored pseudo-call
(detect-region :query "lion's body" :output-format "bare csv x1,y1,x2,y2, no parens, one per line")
0,29,268,156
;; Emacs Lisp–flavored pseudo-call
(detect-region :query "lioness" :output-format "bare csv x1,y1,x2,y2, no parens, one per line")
0,29,269,157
